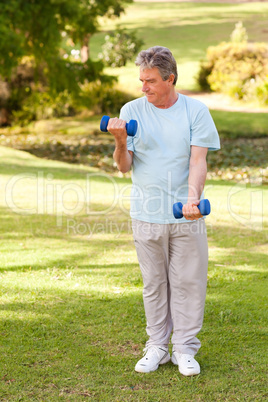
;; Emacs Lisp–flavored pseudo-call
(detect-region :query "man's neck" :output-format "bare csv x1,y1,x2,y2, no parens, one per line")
154,91,178,109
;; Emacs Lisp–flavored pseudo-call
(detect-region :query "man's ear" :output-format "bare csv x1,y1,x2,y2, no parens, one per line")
168,74,175,85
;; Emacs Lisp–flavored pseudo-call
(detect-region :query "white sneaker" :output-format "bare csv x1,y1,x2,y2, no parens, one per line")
135,346,170,373
171,352,200,376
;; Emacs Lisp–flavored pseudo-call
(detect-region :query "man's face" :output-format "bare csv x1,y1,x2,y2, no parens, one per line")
139,67,174,107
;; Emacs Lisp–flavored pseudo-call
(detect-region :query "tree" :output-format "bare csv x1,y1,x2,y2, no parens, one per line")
0,0,133,91
99,27,144,68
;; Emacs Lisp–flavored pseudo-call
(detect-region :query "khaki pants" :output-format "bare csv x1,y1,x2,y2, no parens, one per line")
132,219,208,355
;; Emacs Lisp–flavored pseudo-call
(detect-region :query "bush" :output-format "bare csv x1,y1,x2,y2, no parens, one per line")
255,76,268,105
197,23,268,105
0,56,78,125
79,80,134,115
1,48,134,125
12,90,76,126
0,56,115,125
99,27,144,68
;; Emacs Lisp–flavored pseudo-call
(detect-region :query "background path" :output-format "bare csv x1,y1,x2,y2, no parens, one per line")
179,90,268,112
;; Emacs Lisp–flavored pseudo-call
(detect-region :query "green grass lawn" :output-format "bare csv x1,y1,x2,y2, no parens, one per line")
91,1,268,93
0,145,267,400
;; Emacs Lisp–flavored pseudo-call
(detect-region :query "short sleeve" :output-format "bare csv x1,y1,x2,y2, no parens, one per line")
190,107,220,151
120,104,134,152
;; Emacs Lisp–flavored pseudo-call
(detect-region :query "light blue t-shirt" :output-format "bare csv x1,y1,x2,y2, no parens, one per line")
120,94,220,224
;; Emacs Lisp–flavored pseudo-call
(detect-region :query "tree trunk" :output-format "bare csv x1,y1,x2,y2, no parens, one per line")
81,33,91,62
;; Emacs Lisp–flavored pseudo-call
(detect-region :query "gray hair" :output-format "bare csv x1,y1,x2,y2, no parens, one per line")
135,46,178,85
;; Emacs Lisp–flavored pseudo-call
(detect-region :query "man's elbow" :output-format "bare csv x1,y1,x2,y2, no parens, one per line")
120,168,130,174
117,164,131,174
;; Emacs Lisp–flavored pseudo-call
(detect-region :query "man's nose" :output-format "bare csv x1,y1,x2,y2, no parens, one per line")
142,82,148,92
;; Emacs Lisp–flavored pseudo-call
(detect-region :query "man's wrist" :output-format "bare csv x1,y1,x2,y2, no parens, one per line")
187,197,200,204
114,140,128,150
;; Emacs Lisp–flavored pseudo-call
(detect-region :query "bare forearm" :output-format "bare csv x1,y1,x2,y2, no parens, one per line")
187,159,207,202
106,117,133,173
182,146,208,220
113,144,132,173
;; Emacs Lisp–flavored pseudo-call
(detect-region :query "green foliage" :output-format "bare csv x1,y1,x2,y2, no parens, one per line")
45,57,106,95
0,0,133,78
1,57,45,111
0,56,105,125
11,91,76,126
197,23,268,105
198,41,268,104
0,55,129,125
0,0,133,124
255,76,268,105
79,80,134,114
99,27,144,67
195,63,212,92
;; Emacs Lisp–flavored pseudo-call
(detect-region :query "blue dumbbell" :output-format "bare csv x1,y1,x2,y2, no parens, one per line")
100,115,138,137
173,199,211,219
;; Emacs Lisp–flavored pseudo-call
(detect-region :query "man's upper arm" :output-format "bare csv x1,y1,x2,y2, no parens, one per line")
190,145,208,165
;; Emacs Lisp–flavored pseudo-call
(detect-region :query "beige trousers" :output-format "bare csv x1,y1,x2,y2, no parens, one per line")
132,219,208,356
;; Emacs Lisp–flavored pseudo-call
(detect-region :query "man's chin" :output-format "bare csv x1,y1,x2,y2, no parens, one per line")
145,94,154,102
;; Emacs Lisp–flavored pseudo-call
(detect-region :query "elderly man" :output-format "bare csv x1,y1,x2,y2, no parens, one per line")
107,46,220,376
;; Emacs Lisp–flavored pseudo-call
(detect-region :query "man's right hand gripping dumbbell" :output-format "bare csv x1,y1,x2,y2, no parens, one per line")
100,115,137,137
100,115,137,173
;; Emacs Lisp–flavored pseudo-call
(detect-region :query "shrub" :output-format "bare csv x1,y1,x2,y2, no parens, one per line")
79,80,134,115
0,56,78,125
0,56,115,125
197,23,268,105
255,76,268,105
12,90,76,126
99,27,144,68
